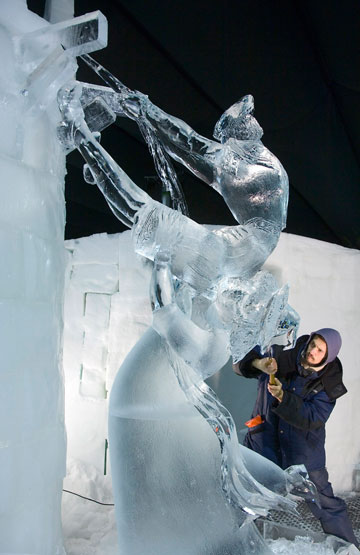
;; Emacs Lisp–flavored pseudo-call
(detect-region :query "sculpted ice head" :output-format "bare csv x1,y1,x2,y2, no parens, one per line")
213,94,264,143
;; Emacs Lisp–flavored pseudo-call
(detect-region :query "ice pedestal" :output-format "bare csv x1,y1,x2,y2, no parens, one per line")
109,328,259,555
109,318,302,554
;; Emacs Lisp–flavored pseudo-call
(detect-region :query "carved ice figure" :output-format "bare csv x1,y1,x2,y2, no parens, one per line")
57,75,292,356
57,73,315,554
78,54,288,238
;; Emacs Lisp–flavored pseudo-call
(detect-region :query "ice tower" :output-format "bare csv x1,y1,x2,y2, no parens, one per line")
0,2,107,553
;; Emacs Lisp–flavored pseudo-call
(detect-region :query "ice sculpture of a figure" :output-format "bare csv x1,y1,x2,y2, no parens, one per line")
57,81,316,554
58,82,290,357
123,88,288,234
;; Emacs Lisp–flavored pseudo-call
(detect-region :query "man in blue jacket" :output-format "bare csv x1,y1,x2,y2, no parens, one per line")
234,328,358,547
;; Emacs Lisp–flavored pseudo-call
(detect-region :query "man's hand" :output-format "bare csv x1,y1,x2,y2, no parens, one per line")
268,377,284,402
252,357,278,375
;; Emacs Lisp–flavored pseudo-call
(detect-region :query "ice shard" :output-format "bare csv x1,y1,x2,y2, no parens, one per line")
0,4,108,554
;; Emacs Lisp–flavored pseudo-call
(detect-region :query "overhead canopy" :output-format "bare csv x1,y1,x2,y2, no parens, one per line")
28,0,360,249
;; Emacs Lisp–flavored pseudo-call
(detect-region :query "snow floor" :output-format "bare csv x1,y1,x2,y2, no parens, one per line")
62,492,117,555
62,487,360,554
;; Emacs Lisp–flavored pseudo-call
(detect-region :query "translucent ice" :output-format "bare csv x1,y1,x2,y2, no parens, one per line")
79,56,288,229
81,54,189,215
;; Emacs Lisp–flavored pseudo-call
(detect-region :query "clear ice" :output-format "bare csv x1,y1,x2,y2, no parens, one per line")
56,58,336,553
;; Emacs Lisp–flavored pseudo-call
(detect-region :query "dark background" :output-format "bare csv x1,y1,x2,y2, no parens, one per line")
28,0,360,250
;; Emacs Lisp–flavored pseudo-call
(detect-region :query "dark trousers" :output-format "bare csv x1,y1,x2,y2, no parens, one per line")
307,468,359,547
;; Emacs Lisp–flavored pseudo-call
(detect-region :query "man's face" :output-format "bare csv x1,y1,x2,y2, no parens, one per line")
305,336,327,368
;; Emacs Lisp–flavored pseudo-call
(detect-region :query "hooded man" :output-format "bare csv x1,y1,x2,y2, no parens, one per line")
233,328,358,547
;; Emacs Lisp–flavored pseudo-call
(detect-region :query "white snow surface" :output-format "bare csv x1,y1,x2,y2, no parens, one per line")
268,536,349,554
62,229,360,553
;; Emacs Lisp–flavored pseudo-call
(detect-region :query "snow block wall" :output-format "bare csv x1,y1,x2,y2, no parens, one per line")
63,229,360,507
0,2,67,553
63,232,152,498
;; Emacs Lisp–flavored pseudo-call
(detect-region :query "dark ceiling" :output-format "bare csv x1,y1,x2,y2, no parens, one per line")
28,0,360,249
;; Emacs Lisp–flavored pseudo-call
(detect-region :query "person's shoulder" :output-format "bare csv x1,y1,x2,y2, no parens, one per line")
325,357,343,376
322,358,347,400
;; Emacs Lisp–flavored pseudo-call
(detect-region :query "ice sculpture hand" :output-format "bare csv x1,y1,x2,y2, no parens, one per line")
57,81,149,227
285,465,321,508
150,250,175,312
120,91,147,121
57,82,85,150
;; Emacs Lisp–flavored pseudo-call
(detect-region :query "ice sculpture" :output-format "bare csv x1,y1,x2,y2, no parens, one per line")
0,5,107,554
57,70,294,358
56,64,319,554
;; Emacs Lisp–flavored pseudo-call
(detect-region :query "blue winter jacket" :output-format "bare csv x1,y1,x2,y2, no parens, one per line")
238,335,347,471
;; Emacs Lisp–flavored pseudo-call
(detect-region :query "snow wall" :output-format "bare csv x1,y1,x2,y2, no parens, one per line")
63,229,360,506
0,1,67,553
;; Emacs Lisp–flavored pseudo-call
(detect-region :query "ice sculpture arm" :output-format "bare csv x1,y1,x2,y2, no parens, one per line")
57,84,151,227
79,56,189,215
239,445,319,506
272,389,336,431
121,92,289,231
121,93,218,185
80,56,289,229
150,252,229,379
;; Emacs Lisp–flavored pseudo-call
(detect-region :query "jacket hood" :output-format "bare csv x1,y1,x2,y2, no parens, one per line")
308,328,342,364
